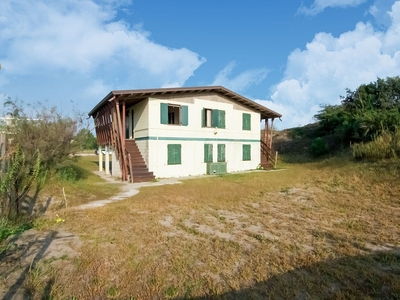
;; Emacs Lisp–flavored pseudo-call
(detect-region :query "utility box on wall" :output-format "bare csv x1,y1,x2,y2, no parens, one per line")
206,162,227,175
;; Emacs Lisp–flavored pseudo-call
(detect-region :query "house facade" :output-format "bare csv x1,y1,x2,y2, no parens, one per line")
89,86,281,182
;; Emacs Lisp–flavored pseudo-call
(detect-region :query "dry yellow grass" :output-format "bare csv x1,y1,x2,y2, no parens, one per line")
25,156,400,299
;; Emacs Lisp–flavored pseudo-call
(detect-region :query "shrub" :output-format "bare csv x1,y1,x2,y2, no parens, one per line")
352,128,400,160
0,218,32,242
310,137,329,157
289,127,306,139
56,164,86,182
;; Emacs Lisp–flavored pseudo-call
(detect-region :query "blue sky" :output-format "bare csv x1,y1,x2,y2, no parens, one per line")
0,0,399,128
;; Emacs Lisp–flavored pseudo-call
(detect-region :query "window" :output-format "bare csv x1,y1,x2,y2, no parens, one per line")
160,103,188,126
242,144,251,161
242,113,251,130
167,144,181,165
217,144,225,162
203,109,212,127
204,144,213,162
202,109,225,128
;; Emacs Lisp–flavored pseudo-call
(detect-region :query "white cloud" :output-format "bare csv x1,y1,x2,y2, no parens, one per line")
298,0,367,15
270,1,400,129
0,0,205,110
255,99,320,129
212,62,267,93
368,0,397,26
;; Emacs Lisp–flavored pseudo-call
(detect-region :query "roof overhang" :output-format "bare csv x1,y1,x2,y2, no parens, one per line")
88,86,282,119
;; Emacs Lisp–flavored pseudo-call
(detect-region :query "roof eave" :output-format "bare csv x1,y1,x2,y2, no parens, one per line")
88,86,282,119
88,91,115,116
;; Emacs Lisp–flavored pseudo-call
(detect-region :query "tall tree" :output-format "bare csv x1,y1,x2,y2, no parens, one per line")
315,76,400,143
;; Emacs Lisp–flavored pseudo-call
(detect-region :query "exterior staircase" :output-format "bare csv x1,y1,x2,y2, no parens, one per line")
260,139,276,170
125,140,155,182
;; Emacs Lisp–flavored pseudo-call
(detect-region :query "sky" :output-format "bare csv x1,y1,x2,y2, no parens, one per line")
0,0,399,129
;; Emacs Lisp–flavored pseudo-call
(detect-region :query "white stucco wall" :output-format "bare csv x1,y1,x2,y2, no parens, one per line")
143,94,261,178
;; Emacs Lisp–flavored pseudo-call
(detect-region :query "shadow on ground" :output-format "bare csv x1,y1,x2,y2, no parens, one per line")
179,247,400,299
0,229,80,299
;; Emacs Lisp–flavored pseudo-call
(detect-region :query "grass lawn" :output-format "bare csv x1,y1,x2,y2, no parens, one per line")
24,156,400,298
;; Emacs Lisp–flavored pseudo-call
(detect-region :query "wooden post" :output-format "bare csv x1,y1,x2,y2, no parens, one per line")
105,145,110,175
265,119,269,145
98,145,103,172
274,151,278,169
270,118,274,149
115,99,125,181
122,101,127,179
122,100,126,140
128,153,133,183
115,100,129,181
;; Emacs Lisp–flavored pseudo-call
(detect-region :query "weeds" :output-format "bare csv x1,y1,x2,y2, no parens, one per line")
14,156,400,299
352,128,400,160
0,218,32,241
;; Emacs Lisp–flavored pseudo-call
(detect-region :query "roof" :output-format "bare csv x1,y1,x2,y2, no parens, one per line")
88,86,281,119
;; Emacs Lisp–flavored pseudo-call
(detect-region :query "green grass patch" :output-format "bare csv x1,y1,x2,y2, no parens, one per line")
0,218,32,242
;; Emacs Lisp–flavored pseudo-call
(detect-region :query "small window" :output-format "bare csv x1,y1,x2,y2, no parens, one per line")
160,103,188,126
202,109,225,128
168,144,181,165
204,144,213,162
218,144,226,162
242,144,251,161
204,109,212,127
242,113,251,130
168,105,180,125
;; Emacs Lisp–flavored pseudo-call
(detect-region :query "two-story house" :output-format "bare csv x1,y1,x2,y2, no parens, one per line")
89,86,281,182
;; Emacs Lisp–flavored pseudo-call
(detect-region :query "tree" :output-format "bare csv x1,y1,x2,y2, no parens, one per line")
75,128,98,150
315,76,400,143
0,99,81,219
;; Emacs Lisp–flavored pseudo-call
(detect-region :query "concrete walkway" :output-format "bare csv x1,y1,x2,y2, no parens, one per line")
76,169,285,210
76,171,183,209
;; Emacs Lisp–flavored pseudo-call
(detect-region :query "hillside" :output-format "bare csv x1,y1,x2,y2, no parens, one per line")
271,123,342,157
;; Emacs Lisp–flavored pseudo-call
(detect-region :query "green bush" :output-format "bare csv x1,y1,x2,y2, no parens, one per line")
352,128,400,160
289,127,306,139
57,164,85,182
0,218,32,242
310,137,329,157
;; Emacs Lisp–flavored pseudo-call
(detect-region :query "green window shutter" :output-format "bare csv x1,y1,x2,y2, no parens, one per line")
201,108,205,127
204,144,213,163
176,144,181,164
160,103,168,124
242,144,251,161
218,144,225,162
168,144,181,165
212,109,219,127
181,105,188,126
218,110,225,128
242,113,251,130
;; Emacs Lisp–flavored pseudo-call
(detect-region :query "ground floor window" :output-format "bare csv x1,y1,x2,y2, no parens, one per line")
168,144,181,165
204,144,213,162
218,144,226,162
242,144,251,161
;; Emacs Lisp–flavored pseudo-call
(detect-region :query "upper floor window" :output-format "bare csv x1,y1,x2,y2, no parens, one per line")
242,113,251,130
202,109,225,129
160,103,188,126
204,109,212,127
